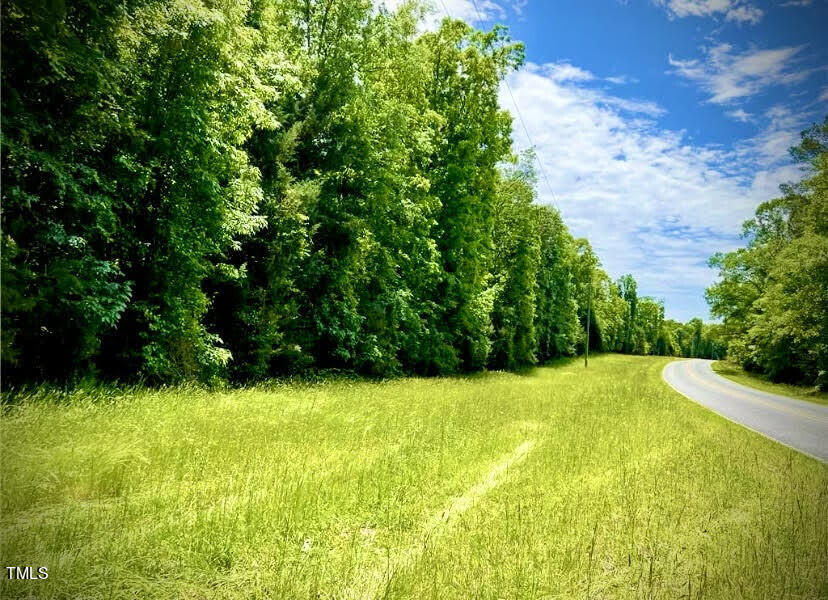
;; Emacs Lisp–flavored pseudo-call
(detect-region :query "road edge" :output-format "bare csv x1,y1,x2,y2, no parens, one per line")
661,360,826,464
710,360,827,407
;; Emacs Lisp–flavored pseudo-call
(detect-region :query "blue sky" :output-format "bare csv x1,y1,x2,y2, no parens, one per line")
384,0,828,321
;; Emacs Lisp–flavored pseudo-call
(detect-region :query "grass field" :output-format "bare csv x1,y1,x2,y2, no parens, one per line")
2,355,827,599
712,360,828,406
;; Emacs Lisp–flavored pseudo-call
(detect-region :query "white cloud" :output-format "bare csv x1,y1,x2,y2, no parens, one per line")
377,0,510,30
725,108,752,122
781,0,812,7
653,0,764,24
502,62,806,320
668,43,811,104
543,62,595,83
734,105,803,168
440,0,505,21
606,75,638,85
819,88,828,103
508,0,529,17
600,96,667,118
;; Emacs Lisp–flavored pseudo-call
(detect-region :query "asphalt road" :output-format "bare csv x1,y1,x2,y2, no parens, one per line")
663,359,828,462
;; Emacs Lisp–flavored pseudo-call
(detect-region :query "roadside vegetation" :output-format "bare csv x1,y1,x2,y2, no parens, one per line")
2,355,826,599
2,0,726,390
706,120,828,390
712,360,828,405
2,2,825,594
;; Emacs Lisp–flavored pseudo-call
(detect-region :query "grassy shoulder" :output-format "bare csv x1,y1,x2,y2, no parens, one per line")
2,354,826,599
712,360,828,405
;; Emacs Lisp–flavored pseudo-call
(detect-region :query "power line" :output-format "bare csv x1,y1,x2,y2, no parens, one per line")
462,0,561,211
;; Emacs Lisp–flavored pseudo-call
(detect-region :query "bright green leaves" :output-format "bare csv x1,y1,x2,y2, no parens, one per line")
1,0,281,383
533,205,581,361
489,156,541,370
112,0,277,382
706,117,828,388
2,0,702,385
420,19,524,372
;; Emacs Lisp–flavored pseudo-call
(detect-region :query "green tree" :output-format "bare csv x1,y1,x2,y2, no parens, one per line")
617,274,639,354
420,20,524,371
2,0,708,386
1,0,138,381
533,206,580,361
636,297,665,356
706,118,828,387
489,156,540,369
572,239,602,353
105,0,276,382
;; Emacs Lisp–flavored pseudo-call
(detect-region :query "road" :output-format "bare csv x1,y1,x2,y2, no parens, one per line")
663,359,828,462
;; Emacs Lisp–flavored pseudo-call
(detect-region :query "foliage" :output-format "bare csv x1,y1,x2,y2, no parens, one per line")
2,0,713,385
420,20,524,372
533,206,581,362
1,0,277,383
706,118,828,388
489,155,540,369
1,0,137,380
664,318,726,360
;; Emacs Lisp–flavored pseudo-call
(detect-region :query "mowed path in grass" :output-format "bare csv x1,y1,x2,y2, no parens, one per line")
2,355,827,599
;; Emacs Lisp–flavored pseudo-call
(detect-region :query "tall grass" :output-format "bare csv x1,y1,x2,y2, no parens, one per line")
2,355,826,598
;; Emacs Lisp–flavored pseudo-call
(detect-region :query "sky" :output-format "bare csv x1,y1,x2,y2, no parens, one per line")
382,0,828,321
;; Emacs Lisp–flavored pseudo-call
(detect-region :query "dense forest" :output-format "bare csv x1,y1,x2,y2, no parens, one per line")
706,120,828,390
2,0,762,387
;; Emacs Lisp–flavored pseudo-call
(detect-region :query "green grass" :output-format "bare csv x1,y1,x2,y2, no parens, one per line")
712,360,828,406
2,355,826,599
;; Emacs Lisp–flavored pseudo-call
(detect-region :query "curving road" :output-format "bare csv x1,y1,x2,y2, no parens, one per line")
663,359,828,462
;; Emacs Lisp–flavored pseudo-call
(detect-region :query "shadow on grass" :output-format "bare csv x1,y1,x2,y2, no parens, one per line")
2,354,598,408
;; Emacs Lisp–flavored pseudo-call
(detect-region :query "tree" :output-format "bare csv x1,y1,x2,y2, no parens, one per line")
1,0,137,381
2,0,712,386
706,117,827,388
533,206,580,361
572,239,601,353
617,274,639,354
636,297,665,356
103,0,276,383
489,155,540,369
420,20,524,372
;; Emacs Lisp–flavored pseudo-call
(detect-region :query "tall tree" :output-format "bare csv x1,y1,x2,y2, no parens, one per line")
2,0,710,386
489,156,540,369
533,206,580,361
707,118,828,388
617,274,639,354
1,0,139,381
420,20,524,371
103,0,276,382
572,239,602,353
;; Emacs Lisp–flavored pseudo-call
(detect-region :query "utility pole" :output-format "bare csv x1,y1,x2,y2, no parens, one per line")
585,272,592,368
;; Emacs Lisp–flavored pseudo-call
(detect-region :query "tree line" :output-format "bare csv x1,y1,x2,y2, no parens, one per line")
706,120,827,390
2,0,720,386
